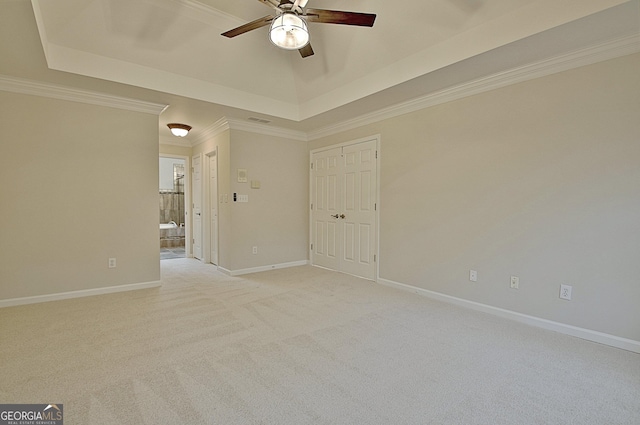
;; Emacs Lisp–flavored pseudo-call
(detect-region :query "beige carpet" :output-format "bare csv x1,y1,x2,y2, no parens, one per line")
1,259,639,424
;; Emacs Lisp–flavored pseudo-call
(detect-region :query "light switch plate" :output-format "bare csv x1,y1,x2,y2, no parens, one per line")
510,276,519,289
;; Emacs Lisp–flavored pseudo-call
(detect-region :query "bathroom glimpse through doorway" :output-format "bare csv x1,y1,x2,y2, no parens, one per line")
160,156,188,260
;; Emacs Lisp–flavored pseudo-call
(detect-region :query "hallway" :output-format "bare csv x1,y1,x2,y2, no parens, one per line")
160,246,185,260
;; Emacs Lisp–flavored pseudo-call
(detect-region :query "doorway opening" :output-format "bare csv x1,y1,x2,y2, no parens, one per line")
160,156,187,260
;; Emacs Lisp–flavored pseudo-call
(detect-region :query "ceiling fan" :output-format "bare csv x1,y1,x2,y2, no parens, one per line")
221,0,376,58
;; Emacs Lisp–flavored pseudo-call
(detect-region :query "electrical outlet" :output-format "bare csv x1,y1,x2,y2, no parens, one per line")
560,284,572,300
252,246,258,255
510,276,519,289
469,270,477,282
108,258,116,268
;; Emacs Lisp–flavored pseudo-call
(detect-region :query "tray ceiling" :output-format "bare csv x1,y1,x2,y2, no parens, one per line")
32,0,637,124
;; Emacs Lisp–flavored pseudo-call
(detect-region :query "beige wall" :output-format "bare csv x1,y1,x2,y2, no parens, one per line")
310,53,640,342
5,48,635,345
192,130,308,272
0,91,161,300
228,130,308,271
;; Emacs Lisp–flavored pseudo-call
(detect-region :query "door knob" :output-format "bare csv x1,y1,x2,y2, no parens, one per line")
330,214,339,219
340,214,345,219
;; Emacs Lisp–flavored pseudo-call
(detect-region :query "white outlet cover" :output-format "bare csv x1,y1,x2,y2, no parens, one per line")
469,270,477,282
560,284,573,300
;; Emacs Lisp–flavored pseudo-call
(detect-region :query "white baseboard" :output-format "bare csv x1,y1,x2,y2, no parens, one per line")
0,280,161,308
217,266,232,275
220,260,309,276
377,277,640,354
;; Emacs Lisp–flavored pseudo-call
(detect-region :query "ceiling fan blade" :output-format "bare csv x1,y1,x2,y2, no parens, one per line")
221,15,274,38
305,9,376,27
299,43,314,58
257,0,280,10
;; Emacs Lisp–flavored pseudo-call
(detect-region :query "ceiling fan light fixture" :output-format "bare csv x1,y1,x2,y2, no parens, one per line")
269,12,309,50
167,123,192,137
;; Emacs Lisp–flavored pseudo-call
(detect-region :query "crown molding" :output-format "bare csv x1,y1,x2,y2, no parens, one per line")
0,75,168,115
4,31,636,143
191,116,307,146
226,118,308,142
190,117,231,146
308,33,640,140
192,32,639,145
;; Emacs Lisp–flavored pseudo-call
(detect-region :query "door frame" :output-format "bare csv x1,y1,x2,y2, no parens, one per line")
160,154,192,258
309,135,381,281
204,148,219,266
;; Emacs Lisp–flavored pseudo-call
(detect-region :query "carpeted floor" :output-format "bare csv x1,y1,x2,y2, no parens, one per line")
1,258,639,424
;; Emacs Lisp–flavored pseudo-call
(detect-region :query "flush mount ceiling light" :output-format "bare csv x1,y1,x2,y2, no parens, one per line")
269,12,309,50
167,123,192,137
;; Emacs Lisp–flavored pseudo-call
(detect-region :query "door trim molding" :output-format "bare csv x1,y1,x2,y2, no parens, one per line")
204,148,219,266
309,135,381,281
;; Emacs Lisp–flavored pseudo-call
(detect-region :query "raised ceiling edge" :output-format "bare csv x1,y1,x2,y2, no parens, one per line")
0,74,169,115
307,33,640,141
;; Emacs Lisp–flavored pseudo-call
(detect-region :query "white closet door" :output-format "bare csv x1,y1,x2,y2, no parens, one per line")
311,139,377,280
340,140,377,279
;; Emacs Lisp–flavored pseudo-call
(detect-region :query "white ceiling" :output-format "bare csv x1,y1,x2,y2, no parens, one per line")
21,0,640,142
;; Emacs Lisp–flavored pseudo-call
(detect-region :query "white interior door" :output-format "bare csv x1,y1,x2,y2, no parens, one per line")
192,154,203,260
208,152,218,265
311,146,342,271
311,139,377,280
341,141,377,279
